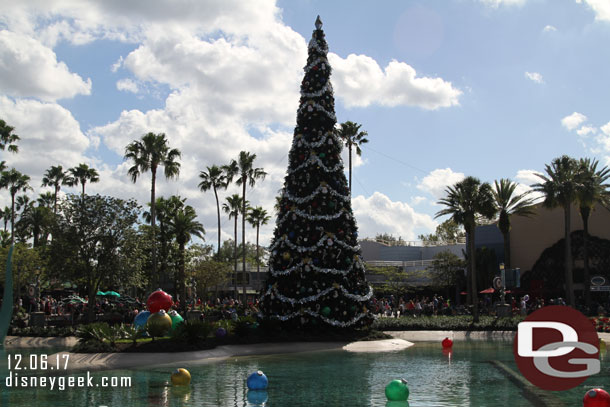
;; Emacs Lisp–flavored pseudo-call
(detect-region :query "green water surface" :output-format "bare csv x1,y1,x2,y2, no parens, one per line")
1,342,608,406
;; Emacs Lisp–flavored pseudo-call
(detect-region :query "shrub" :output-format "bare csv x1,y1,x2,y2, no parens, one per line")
372,315,525,331
171,320,214,344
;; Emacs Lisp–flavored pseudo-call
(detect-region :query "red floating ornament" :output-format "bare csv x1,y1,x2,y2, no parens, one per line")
442,337,453,349
147,289,173,313
583,388,610,407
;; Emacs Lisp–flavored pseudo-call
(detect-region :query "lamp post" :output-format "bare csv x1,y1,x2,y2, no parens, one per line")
35,267,41,312
499,263,506,305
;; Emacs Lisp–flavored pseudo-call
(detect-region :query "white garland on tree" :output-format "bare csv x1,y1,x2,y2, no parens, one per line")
264,284,372,306
282,184,350,204
269,257,363,276
269,233,360,253
292,131,339,149
297,101,337,121
290,154,343,174
268,309,369,328
302,81,333,98
308,37,328,53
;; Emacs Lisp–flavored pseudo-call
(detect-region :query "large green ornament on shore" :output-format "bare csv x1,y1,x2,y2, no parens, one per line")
147,310,172,337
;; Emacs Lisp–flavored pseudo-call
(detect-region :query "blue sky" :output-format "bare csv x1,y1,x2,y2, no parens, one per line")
1,0,609,248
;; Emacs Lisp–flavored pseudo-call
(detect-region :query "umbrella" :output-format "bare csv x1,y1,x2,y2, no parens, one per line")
460,291,468,295
96,290,105,296
479,288,495,294
104,291,121,297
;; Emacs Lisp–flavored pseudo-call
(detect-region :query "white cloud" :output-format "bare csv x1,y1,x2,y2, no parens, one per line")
0,96,94,208
352,192,437,240
515,169,542,186
480,0,527,7
411,196,427,205
0,1,463,247
577,0,610,22
576,125,596,136
561,112,587,131
543,25,557,32
111,56,124,73
329,54,461,110
601,121,610,136
417,168,465,200
0,30,91,101
525,71,544,84
116,78,139,93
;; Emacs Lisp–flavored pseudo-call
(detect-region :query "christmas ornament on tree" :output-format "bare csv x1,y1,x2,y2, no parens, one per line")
261,16,373,329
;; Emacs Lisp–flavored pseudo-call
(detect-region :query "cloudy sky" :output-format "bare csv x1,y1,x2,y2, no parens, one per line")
0,0,609,248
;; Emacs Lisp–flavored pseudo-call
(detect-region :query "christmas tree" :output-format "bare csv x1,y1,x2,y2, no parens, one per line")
261,16,373,329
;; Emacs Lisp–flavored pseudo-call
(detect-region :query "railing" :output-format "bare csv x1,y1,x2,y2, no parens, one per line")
360,237,465,247
365,259,436,268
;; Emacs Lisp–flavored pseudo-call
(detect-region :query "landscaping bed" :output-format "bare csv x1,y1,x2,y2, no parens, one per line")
372,315,526,331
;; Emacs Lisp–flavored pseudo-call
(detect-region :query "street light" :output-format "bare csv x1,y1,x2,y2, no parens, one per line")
499,263,506,305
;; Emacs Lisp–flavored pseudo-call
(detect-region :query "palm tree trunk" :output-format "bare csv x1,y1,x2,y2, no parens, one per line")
150,169,157,285
465,230,472,306
582,208,591,310
233,217,238,300
242,179,247,304
214,185,221,255
348,143,352,195
503,231,511,270
256,224,260,275
54,185,59,214
10,193,15,246
179,243,186,307
564,205,574,307
81,182,85,196
468,222,479,322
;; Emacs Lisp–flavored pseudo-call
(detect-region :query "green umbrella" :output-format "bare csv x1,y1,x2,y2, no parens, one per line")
104,291,121,297
96,290,105,296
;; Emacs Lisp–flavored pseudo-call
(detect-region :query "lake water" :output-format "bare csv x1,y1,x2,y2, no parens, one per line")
1,342,608,406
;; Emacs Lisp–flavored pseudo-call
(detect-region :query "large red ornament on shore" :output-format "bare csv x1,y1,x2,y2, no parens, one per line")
147,289,173,313
583,389,610,407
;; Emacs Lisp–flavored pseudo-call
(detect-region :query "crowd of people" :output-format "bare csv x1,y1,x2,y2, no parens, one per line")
370,293,609,318
4,290,608,329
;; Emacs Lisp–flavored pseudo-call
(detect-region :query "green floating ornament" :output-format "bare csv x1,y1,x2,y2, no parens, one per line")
321,306,331,317
385,379,409,401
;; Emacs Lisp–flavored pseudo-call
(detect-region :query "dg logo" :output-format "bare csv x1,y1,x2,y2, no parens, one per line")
513,305,600,391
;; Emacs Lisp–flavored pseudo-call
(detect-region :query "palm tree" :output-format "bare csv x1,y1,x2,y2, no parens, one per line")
15,194,33,216
168,205,205,306
247,206,270,276
19,204,52,247
575,158,610,309
0,119,20,153
198,165,228,255
436,176,496,322
225,151,267,303
1,206,10,233
41,165,71,213
144,195,185,288
492,179,536,269
335,121,369,194
68,163,99,196
534,155,580,307
222,194,245,300
124,132,181,279
37,192,56,209
0,169,32,245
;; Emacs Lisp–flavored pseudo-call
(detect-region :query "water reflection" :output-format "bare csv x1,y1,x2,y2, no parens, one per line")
4,342,605,406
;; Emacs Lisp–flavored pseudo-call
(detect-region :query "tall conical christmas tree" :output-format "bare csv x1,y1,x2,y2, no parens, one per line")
261,16,373,329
